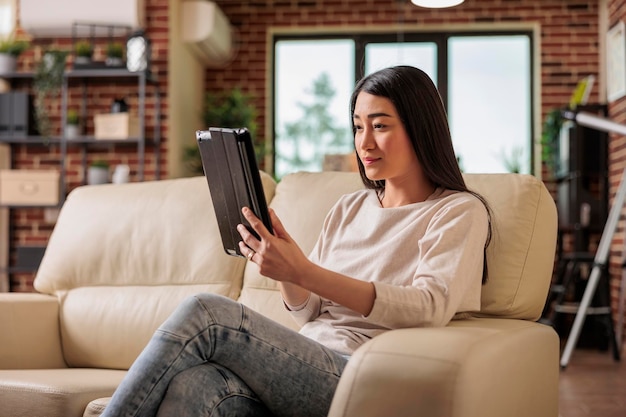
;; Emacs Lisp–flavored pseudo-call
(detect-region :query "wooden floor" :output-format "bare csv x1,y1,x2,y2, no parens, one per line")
558,347,625,417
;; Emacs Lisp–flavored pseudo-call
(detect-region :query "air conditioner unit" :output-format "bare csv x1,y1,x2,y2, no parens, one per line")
181,1,234,66
20,0,145,37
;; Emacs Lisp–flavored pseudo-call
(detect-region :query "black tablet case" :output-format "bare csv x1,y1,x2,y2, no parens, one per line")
196,127,273,258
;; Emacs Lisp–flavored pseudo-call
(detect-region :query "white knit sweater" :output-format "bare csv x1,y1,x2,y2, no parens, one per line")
287,187,489,354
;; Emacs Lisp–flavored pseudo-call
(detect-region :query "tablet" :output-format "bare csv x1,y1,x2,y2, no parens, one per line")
196,127,273,258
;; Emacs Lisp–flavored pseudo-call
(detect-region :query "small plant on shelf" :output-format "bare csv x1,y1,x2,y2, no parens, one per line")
74,40,93,65
65,108,81,139
106,42,124,58
105,42,124,67
0,37,29,57
66,109,79,126
0,34,30,74
90,159,109,168
88,159,110,185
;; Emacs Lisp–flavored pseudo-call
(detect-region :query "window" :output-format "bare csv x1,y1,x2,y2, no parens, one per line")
448,35,531,174
365,42,437,82
274,39,355,179
273,31,533,179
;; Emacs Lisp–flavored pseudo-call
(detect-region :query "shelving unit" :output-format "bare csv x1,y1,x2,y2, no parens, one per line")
0,67,161,205
541,104,611,351
0,67,161,286
61,68,161,199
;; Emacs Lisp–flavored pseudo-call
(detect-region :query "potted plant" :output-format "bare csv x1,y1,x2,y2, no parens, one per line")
0,35,29,74
87,159,109,185
183,88,258,175
65,108,80,139
33,49,68,138
74,40,93,66
541,108,563,179
105,42,124,67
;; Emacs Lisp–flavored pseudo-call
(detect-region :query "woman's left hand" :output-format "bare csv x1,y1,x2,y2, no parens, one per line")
237,207,311,284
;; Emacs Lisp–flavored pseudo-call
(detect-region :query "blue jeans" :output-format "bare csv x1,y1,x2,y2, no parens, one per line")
101,293,349,417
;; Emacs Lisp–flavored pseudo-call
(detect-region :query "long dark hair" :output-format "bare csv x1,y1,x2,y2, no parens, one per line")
350,66,493,283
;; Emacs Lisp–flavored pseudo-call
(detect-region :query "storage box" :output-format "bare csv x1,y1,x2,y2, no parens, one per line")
0,170,60,206
94,112,140,140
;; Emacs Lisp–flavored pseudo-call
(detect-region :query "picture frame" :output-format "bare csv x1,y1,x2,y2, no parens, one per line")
607,21,626,102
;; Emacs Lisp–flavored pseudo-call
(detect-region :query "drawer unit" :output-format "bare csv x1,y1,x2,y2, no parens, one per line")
0,170,61,206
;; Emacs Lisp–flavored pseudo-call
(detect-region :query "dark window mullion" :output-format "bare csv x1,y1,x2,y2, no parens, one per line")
437,34,449,111
354,35,366,83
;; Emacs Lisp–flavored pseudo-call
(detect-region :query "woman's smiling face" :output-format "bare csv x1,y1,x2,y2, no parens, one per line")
353,91,421,184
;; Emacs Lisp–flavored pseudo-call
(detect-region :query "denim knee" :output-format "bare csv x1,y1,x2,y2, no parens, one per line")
157,363,273,417
158,293,239,333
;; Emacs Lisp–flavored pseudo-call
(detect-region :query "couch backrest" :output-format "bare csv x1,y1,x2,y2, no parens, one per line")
34,173,276,369
464,173,557,320
240,172,558,325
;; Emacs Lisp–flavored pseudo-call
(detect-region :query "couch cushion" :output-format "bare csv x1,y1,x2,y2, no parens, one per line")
0,368,125,417
35,175,274,293
0,293,66,369
58,285,231,369
83,397,112,417
464,174,557,320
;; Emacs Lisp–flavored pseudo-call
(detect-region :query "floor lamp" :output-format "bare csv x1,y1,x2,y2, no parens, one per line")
559,109,626,368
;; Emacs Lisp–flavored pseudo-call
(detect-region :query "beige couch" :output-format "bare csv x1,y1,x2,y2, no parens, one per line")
0,171,560,417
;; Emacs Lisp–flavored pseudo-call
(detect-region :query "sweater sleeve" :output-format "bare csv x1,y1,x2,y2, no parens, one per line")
366,197,488,329
282,202,335,326
283,293,322,326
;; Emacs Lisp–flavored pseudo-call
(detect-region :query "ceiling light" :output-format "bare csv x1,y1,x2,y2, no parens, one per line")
411,0,465,8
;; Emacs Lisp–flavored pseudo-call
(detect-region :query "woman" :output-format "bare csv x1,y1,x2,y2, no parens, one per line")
101,65,492,417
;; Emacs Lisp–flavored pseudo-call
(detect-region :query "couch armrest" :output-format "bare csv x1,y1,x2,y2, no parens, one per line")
328,318,559,417
0,293,66,369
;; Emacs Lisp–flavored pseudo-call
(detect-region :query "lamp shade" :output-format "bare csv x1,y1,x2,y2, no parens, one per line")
411,0,465,8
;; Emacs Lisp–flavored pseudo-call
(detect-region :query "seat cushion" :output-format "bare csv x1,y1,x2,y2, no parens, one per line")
0,368,125,417
83,397,111,417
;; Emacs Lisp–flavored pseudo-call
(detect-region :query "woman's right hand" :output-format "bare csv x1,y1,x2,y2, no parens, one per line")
237,208,312,305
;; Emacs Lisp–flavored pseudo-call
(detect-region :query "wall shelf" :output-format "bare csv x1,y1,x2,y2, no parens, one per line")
0,68,161,201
